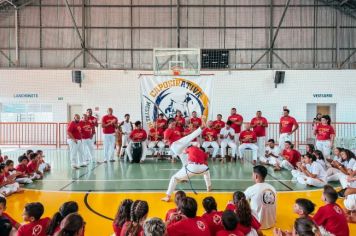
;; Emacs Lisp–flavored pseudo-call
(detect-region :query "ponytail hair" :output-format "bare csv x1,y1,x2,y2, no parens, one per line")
57,213,84,236
125,200,149,236
236,195,252,227
232,191,245,206
114,199,133,229
47,201,79,235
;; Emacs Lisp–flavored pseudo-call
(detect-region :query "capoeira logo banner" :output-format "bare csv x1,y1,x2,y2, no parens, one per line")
140,75,213,127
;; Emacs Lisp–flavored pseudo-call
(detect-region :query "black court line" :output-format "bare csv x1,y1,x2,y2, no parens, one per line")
84,190,114,221
59,163,104,191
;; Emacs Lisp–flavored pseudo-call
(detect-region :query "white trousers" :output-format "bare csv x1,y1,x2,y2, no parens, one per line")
259,156,281,166
127,141,148,162
166,163,210,196
220,140,237,157
338,173,356,189
103,133,115,161
344,194,356,211
296,175,327,187
239,143,259,161
67,139,84,167
0,182,20,195
234,133,240,154
170,128,202,157
257,136,266,158
275,159,294,170
316,140,332,159
82,138,95,162
278,133,291,150
202,141,219,158
15,177,33,184
326,167,341,182
148,141,165,154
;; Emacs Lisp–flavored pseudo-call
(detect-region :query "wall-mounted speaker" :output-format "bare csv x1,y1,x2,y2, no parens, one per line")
274,71,285,88
72,70,82,87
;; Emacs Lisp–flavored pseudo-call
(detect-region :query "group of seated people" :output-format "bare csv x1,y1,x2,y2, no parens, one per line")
0,149,50,197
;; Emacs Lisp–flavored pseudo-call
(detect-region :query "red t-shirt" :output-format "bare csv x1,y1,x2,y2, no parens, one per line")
149,128,163,141
120,221,143,236
250,117,268,137
280,116,298,133
228,114,243,133
202,211,224,235
130,129,147,142
164,128,182,145
191,117,202,129
313,203,349,236
1,212,19,227
184,128,198,142
88,115,98,134
27,160,38,174
102,115,118,134
239,130,257,144
113,221,128,236
187,146,208,165
80,121,93,139
216,228,244,236
165,208,178,221
224,204,261,234
315,124,335,141
67,121,82,140
202,128,218,141
175,116,186,132
282,149,300,167
0,155,3,163
212,120,225,132
16,164,29,176
167,217,211,236
17,217,50,236
156,118,167,130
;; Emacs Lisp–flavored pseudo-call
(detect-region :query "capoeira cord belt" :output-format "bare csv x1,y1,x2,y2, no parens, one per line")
184,165,210,195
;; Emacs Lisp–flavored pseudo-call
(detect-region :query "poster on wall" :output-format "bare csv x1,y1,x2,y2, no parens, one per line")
139,75,214,127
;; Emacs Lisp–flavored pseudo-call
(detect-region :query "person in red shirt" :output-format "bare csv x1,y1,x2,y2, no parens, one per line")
275,141,300,171
227,108,244,156
279,108,299,150
27,152,43,180
86,108,98,148
164,119,183,163
155,113,167,133
15,155,34,184
314,115,335,159
161,133,211,202
175,110,186,132
120,200,148,236
239,123,259,164
147,123,165,158
81,114,95,164
313,185,349,236
113,199,133,236
212,114,225,133
190,111,202,129
216,210,244,236
165,191,186,222
201,197,224,235
183,122,200,147
0,196,20,232
102,108,119,163
202,121,219,160
17,202,51,236
250,111,268,161
127,121,148,163
166,197,211,236
67,114,85,169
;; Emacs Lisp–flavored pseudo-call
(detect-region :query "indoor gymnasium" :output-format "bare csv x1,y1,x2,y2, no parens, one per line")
0,0,356,236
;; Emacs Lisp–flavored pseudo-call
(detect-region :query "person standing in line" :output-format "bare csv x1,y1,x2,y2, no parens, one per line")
279,108,299,150
227,108,243,158
118,114,133,156
251,111,268,161
67,114,85,169
314,115,335,160
81,114,95,164
101,108,118,163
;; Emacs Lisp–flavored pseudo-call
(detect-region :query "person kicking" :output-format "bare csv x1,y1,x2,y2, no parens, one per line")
161,117,211,202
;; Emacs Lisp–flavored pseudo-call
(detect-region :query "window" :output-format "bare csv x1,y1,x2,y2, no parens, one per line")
0,104,53,122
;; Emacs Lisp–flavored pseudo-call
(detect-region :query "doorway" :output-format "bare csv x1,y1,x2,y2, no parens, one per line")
306,103,336,123
68,105,83,122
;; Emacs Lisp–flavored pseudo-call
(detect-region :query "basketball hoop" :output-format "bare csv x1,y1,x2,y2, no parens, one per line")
171,66,182,76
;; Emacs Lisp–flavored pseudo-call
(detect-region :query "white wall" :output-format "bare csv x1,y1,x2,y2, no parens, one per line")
0,69,355,122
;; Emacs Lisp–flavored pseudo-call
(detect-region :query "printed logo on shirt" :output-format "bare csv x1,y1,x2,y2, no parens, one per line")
213,214,222,225
32,224,43,236
262,189,276,205
333,205,342,214
196,220,206,231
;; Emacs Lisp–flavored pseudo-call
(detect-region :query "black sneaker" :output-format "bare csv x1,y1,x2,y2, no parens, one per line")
338,188,346,198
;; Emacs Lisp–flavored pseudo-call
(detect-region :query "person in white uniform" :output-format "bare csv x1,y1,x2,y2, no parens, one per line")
260,139,281,166
327,149,356,183
219,120,237,162
344,188,356,223
244,165,277,230
292,153,327,188
119,114,133,156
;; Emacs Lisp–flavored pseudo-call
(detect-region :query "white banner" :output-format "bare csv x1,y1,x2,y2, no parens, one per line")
140,75,214,127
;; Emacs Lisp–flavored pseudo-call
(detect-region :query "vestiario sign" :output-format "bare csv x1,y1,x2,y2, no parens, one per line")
313,94,333,98
13,93,39,98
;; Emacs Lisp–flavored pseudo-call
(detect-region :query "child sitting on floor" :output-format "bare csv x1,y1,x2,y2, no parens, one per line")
165,190,186,222
0,163,23,197
0,196,20,233
17,202,51,236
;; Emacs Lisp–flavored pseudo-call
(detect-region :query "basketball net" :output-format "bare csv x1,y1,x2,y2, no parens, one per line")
171,66,182,76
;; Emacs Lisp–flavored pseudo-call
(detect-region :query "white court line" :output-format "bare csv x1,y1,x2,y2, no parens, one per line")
37,179,294,182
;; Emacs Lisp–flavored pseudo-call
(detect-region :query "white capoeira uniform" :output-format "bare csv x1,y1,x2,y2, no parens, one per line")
166,127,211,196
336,162,356,189
259,146,281,165
67,139,84,167
148,140,165,155
344,194,356,211
327,158,356,182
121,121,133,147
291,162,327,187
278,133,292,151
0,177,20,195
220,127,237,157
